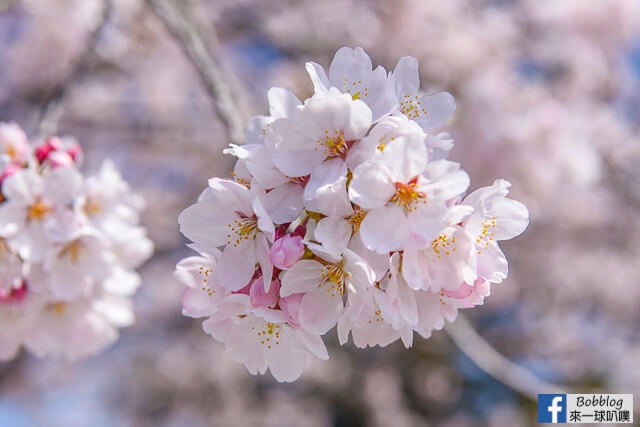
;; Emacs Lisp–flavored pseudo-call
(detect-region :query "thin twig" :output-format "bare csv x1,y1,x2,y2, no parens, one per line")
602,154,640,212
445,313,569,400
146,0,247,146
33,0,112,138
0,0,16,12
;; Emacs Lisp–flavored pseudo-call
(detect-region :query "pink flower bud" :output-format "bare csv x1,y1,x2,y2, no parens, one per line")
34,137,82,167
269,234,304,269
35,137,61,163
0,282,28,304
66,142,82,161
47,151,74,168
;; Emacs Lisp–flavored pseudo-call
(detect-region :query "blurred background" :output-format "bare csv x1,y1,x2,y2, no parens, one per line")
1,0,640,426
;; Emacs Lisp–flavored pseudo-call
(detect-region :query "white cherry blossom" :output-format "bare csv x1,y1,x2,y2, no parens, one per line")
0,283,37,361
178,178,274,291
175,46,529,382
175,249,227,318
79,160,145,231
0,122,29,166
280,244,375,335
266,88,372,178
0,239,22,294
0,167,82,262
350,138,469,253
199,294,328,382
23,292,133,362
461,179,530,283
306,46,394,120
390,56,457,130
39,225,112,301
0,123,152,361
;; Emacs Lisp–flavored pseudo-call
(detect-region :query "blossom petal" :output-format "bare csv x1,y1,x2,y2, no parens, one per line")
267,116,325,177
414,92,456,129
178,186,238,248
255,233,273,290
349,159,395,209
44,167,83,203
0,203,24,236
392,56,420,97
216,241,256,291
253,197,275,240
182,287,217,318
298,286,343,334
243,144,289,188
359,205,409,253
380,136,428,182
267,87,302,119
250,277,279,307
305,61,331,94
396,277,418,326
477,242,508,283
304,159,353,217
3,169,39,202
315,216,351,256
266,328,307,382
421,160,470,201
488,198,529,240
280,260,324,296
296,329,329,360
401,242,426,290
262,182,303,224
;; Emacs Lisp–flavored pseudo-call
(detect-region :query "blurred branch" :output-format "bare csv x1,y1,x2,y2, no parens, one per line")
445,313,569,400
146,0,247,146
602,155,640,212
0,0,16,13
33,0,112,138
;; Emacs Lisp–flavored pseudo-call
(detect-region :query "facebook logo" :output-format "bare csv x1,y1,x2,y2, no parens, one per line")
538,394,567,423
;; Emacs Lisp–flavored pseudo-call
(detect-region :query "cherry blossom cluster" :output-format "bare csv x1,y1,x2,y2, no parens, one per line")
0,122,153,361
176,47,529,382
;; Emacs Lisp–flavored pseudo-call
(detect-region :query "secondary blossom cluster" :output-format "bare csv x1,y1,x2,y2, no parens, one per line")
176,47,529,382
0,123,153,361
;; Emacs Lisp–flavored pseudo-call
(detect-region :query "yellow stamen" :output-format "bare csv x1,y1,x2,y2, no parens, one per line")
342,78,368,100
475,216,497,254
5,144,17,159
226,216,258,247
198,265,216,296
255,322,282,348
390,179,426,212
28,198,53,221
48,302,66,315
400,94,428,120
347,208,366,233
230,171,251,189
83,198,101,216
316,129,348,158
321,260,350,297
58,239,84,264
431,233,457,260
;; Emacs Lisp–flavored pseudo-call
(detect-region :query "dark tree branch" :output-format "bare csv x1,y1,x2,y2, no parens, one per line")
33,0,113,138
146,0,247,146
445,313,569,400
0,0,15,12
